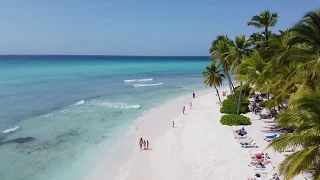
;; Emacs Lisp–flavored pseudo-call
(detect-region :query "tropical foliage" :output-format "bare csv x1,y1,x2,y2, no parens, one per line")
206,8,320,180
202,63,225,103
220,114,251,126
220,95,249,114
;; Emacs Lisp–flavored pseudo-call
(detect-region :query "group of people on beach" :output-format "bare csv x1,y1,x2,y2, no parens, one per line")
140,92,197,150
139,137,149,151
182,92,195,115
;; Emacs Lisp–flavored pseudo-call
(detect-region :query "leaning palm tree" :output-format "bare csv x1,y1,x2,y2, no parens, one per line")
202,62,225,103
267,85,320,180
248,10,279,41
209,35,236,99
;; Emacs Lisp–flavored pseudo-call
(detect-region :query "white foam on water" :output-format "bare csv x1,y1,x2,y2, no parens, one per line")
75,100,85,105
2,126,20,134
133,83,163,88
60,109,69,113
91,101,141,109
124,78,153,83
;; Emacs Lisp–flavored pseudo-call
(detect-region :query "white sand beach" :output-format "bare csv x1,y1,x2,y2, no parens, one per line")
125,90,252,180
90,89,307,180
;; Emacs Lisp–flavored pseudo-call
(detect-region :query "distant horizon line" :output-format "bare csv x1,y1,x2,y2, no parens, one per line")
0,54,210,58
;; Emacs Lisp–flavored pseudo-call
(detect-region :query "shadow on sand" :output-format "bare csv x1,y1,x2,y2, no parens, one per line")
142,148,153,151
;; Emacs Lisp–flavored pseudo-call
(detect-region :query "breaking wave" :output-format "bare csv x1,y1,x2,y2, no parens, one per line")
91,101,141,109
124,78,153,83
133,83,163,88
2,126,20,134
75,100,85,105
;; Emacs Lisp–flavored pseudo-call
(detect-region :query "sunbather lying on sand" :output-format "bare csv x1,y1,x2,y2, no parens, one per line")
235,127,245,134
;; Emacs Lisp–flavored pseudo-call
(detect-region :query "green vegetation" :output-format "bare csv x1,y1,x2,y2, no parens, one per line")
259,100,269,107
220,95,249,114
204,8,320,180
202,63,225,103
220,114,251,126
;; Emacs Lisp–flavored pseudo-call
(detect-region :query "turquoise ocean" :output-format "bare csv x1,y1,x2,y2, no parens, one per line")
0,55,212,180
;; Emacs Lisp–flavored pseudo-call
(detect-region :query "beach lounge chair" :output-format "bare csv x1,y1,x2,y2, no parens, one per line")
253,164,274,171
264,134,279,142
250,160,271,166
270,127,285,132
240,140,258,148
302,170,315,179
233,133,249,139
248,152,270,162
279,148,295,156
257,171,279,180
248,151,263,158
263,118,275,123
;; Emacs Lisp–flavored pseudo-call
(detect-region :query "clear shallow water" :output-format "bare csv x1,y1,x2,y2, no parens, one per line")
0,55,211,180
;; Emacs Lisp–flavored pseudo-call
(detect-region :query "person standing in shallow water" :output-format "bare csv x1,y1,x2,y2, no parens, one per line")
182,106,185,115
143,140,146,150
147,140,149,149
193,92,195,98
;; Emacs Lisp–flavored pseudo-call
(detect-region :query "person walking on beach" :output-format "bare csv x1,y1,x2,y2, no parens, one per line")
190,102,192,109
139,138,143,151
182,106,185,115
172,121,175,128
193,92,195,98
147,140,149,149
143,140,146,150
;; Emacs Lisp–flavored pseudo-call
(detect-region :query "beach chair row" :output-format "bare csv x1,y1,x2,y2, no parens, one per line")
247,151,280,180
232,129,259,148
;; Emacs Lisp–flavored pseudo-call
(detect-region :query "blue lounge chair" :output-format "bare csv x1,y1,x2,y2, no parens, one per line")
265,134,278,139
264,134,280,142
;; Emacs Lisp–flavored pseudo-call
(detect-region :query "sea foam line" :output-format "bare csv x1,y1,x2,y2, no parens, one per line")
133,83,163,88
91,101,141,109
2,126,20,134
124,78,153,83
75,100,85,105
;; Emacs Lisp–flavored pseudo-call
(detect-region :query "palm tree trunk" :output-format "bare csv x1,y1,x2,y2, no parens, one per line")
265,26,268,41
237,81,243,115
215,86,222,104
224,72,232,92
225,72,236,100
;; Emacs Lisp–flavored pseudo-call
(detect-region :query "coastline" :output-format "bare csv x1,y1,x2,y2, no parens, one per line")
124,90,251,180
86,84,254,180
86,88,213,180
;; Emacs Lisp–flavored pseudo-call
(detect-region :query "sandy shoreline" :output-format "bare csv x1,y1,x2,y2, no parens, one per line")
125,90,252,180
89,87,306,180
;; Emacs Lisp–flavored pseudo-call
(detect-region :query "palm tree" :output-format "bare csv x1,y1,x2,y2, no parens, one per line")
209,35,236,99
234,50,269,96
267,85,320,180
287,9,320,89
202,62,225,104
249,32,264,49
227,35,252,114
248,10,279,41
